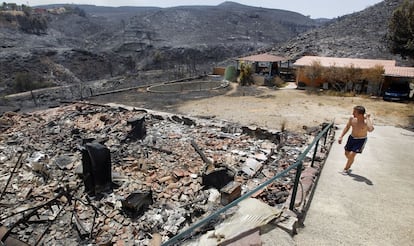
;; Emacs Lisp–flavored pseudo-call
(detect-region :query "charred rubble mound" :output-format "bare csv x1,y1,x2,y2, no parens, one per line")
0,103,332,245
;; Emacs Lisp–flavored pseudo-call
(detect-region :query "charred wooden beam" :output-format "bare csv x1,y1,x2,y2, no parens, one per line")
190,139,213,173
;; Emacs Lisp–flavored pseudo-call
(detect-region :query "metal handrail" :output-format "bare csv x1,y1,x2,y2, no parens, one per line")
289,121,334,210
162,121,334,246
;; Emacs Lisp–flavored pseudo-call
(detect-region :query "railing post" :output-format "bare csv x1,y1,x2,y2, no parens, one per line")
289,161,303,210
324,125,332,146
311,139,319,167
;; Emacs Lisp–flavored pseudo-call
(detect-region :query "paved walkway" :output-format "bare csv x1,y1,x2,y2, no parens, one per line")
294,125,414,245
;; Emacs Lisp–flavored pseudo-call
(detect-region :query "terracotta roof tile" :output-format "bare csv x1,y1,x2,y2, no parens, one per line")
294,56,414,78
293,56,396,69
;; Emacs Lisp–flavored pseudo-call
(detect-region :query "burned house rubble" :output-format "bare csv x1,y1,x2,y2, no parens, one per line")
0,102,332,245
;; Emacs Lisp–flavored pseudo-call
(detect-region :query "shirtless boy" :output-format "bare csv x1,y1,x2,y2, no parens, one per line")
338,106,374,175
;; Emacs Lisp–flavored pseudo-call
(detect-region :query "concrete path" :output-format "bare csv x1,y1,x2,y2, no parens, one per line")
294,125,414,245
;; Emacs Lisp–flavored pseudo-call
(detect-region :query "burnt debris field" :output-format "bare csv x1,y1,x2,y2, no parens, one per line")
0,102,331,245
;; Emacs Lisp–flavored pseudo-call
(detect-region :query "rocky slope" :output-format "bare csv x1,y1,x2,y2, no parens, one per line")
0,1,318,95
273,0,406,64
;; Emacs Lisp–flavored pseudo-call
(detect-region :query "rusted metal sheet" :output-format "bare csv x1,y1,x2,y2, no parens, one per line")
81,141,112,196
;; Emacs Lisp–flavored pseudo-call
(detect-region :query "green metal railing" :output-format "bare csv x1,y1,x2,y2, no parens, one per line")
162,121,334,246
289,122,333,210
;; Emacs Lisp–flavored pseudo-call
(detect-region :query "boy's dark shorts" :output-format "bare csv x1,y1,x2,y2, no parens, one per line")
345,135,367,153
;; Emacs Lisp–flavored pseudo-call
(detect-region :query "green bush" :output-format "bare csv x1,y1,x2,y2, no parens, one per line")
238,64,253,86
273,76,285,88
224,65,237,82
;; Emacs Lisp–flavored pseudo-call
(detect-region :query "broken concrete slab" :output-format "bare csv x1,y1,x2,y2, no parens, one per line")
192,198,282,245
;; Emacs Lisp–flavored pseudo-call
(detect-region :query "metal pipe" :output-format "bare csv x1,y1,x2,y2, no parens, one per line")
0,152,24,201
289,161,303,210
311,139,320,167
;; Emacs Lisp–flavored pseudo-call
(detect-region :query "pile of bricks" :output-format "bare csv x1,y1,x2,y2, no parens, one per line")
0,102,321,245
